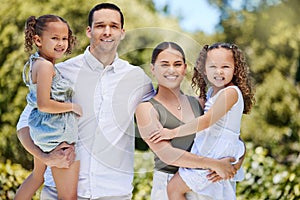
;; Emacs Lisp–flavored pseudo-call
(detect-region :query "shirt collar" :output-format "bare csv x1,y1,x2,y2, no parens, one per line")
84,46,121,73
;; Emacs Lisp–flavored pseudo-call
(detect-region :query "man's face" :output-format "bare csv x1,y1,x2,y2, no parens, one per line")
86,9,125,55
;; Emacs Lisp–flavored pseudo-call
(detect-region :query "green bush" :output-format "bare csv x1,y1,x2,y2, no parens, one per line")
0,160,40,200
133,150,154,200
237,143,300,200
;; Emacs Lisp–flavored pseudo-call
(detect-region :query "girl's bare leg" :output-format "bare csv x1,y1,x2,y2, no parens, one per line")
14,157,46,200
167,172,191,200
51,160,80,200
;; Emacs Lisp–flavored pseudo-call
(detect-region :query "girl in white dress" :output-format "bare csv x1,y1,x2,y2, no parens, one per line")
150,42,255,200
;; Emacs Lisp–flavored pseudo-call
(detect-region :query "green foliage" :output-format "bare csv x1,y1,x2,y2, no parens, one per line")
0,160,39,200
133,151,154,200
237,143,300,200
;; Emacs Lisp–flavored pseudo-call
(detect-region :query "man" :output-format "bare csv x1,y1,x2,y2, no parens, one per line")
17,3,155,200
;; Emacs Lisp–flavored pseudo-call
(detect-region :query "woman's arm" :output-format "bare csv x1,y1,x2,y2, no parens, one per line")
150,87,238,142
34,60,82,116
135,102,236,179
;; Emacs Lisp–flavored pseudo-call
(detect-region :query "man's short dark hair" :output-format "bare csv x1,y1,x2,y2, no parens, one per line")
88,3,124,28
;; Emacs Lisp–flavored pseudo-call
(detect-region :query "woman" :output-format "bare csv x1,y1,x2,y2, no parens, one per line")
135,42,244,199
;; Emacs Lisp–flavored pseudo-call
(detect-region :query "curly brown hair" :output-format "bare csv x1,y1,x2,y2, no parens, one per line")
24,14,76,54
192,42,255,114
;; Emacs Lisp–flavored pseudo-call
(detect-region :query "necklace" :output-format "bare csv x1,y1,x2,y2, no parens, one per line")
165,97,182,110
177,104,182,110
157,92,183,111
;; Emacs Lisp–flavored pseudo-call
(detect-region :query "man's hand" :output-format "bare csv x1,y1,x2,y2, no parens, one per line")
44,142,75,168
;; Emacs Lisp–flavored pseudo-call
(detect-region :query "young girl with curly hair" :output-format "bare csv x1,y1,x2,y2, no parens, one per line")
150,42,255,200
15,14,81,200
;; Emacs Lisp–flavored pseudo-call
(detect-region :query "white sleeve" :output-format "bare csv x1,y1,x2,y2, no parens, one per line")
136,68,156,102
16,105,33,131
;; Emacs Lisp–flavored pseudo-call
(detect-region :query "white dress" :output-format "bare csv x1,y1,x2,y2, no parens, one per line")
179,86,245,200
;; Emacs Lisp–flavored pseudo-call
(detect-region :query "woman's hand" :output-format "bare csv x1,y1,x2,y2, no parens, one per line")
149,128,175,143
212,157,237,180
206,170,223,182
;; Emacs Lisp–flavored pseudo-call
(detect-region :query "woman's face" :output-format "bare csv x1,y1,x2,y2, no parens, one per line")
151,48,187,90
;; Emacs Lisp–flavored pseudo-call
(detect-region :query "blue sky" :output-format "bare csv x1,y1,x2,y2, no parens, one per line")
153,0,221,34
153,0,245,34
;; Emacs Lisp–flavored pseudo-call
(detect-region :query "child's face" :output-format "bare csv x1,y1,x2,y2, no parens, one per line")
205,48,235,88
151,48,187,90
34,21,69,61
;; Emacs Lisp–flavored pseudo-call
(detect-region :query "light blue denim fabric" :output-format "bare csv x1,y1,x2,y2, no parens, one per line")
23,52,78,152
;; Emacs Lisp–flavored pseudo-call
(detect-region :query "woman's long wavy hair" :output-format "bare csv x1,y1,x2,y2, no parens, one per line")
192,42,255,114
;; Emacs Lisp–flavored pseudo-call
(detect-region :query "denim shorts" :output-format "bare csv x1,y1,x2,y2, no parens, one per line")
29,108,78,152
